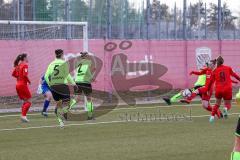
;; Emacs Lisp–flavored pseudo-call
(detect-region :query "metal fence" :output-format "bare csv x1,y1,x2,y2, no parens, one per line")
0,0,239,40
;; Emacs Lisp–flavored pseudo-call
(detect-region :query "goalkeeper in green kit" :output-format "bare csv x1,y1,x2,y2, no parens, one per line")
45,49,76,128
163,74,206,105
75,52,96,120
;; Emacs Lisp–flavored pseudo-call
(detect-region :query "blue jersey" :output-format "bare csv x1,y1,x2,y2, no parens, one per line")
41,75,50,94
41,75,48,86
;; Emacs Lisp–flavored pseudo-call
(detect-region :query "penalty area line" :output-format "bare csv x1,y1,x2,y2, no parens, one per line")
0,113,239,132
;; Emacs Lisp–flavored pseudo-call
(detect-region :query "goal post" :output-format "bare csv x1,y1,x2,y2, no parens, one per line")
0,20,88,52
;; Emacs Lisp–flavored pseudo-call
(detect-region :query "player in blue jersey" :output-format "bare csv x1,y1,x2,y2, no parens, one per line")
37,74,52,117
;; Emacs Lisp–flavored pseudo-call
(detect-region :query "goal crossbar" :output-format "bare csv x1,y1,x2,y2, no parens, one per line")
0,20,89,51
0,20,87,26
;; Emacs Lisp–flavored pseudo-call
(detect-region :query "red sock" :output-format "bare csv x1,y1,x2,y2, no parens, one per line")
216,109,222,118
211,104,219,116
22,102,31,116
187,93,197,101
225,103,231,110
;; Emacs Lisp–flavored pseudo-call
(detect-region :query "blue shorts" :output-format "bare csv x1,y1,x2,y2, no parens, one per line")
41,84,50,95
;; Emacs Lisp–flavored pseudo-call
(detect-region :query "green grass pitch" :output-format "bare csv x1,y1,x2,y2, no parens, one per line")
0,103,239,160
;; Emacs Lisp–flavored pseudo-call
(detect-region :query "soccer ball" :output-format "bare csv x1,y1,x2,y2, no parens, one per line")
236,92,240,107
182,89,192,98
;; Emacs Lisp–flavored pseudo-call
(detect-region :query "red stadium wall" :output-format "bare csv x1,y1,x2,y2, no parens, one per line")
0,40,239,96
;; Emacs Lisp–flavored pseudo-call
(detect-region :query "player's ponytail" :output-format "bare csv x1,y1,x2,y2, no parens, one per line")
14,54,22,67
210,59,217,65
13,53,28,67
21,53,27,61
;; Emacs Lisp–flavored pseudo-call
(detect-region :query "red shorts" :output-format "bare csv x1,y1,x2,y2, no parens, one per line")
199,86,212,101
16,83,32,100
215,87,232,100
198,87,208,94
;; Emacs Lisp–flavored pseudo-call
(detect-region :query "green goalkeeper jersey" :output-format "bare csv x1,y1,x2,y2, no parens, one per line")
75,59,93,83
194,75,206,87
45,59,75,86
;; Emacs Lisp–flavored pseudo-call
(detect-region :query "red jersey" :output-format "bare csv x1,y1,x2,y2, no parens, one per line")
191,67,213,88
210,65,240,89
12,62,30,85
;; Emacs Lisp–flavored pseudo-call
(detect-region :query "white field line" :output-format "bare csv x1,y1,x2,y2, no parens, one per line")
0,103,204,118
0,120,124,132
0,113,239,132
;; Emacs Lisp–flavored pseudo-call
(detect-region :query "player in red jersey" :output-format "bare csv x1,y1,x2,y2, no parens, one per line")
12,54,32,122
209,56,240,123
180,60,223,118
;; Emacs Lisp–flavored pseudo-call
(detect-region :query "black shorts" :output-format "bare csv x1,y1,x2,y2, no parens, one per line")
75,83,92,96
193,85,204,97
235,117,240,137
193,85,203,90
50,84,70,102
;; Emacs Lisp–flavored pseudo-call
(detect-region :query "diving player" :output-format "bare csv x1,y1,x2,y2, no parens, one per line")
163,71,206,105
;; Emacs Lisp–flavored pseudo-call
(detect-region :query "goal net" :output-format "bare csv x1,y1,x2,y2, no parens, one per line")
0,20,88,113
